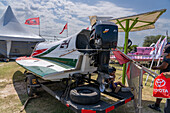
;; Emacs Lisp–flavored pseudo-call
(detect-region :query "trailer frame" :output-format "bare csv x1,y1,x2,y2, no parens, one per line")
25,73,134,113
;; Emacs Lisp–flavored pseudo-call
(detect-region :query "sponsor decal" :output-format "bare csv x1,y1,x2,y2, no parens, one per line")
153,89,168,93
153,73,170,98
103,29,109,33
113,29,117,32
27,19,36,24
155,79,166,87
60,38,72,49
25,17,40,25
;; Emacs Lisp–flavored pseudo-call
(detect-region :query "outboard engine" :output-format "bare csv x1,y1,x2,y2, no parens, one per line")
90,21,118,73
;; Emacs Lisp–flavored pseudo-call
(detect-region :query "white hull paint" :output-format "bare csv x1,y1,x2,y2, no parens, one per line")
16,29,97,81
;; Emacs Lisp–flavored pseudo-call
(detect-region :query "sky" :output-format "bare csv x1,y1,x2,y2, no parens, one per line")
0,0,170,46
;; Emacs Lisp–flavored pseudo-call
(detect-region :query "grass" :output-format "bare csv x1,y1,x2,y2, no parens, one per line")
0,62,25,80
0,61,166,113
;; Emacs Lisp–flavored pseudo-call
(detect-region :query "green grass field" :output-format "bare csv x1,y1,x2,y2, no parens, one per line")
0,62,166,113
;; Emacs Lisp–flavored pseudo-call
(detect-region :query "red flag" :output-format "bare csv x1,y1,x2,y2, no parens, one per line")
86,27,89,30
127,63,131,79
153,73,170,98
126,62,146,79
25,17,40,25
59,23,68,34
112,50,131,65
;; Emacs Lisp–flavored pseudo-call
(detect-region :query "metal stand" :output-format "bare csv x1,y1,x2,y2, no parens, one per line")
138,68,143,113
145,56,155,85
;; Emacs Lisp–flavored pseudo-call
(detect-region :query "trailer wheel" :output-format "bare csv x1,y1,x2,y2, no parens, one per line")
70,86,100,105
26,74,37,97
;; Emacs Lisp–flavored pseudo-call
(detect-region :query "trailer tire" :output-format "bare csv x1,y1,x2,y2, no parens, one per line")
26,74,37,97
70,86,100,105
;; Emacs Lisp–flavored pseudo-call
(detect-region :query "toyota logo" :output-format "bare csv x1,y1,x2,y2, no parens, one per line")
155,79,166,87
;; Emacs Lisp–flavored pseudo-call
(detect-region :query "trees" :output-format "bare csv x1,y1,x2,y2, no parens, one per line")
143,35,170,47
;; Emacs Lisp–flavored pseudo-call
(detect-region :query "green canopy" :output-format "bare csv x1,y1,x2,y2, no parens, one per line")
89,9,166,84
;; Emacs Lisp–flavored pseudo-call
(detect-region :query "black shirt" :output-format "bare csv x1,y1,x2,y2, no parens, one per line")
160,57,170,73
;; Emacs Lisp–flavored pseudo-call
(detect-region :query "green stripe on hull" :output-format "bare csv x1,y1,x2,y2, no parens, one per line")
24,66,57,77
37,57,77,68
36,44,60,57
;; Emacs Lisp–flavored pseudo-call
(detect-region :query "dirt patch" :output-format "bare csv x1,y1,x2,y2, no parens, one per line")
0,63,4,67
0,79,8,83
0,80,26,98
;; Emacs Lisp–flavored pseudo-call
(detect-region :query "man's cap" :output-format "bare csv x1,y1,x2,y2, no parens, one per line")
108,67,116,73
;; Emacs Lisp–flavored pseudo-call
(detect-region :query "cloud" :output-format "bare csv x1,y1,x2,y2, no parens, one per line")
0,0,169,46
0,0,136,36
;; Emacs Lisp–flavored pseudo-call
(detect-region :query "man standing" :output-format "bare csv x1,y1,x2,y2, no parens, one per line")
163,72,170,113
162,45,170,113
148,44,170,112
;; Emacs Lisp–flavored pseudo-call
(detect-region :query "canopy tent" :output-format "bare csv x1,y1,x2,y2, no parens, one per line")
89,9,166,32
89,9,166,84
0,6,45,59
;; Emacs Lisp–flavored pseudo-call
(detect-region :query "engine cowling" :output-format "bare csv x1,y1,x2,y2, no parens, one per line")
90,21,118,73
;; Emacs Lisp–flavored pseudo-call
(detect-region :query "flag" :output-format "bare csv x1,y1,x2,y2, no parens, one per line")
112,49,131,65
86,27,89,30
127,62,146,79
59,23,68,34
153,73,170,98
155,37,167,59
150,36,162,56
25,17,40,25
127,62,140,79
127,63,131,79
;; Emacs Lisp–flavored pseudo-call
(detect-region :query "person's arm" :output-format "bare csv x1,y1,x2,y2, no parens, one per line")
163,72,170,78
152,62,169,70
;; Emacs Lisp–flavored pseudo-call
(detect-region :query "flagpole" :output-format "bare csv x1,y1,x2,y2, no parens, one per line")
67,22,68,37
145,36,162,85
150,57,161,87
39,17,40,36
145,56,155,85
149,35,168,86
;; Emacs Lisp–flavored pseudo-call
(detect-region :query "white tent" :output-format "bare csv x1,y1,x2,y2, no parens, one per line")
0,6,45,59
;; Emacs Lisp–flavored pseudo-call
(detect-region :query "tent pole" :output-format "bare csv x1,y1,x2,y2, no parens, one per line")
6,40,11,59
122,19,129,85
